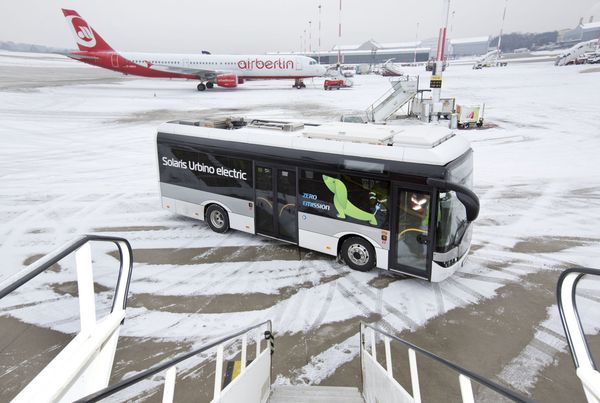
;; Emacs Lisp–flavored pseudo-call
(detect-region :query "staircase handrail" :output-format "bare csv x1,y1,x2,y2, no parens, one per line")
557,267,600,403
0,234,133,311
366,76,418,122
1,235,134,402
361,322,533,403
557,267,599,369
368,76,413,108
75,320,273,402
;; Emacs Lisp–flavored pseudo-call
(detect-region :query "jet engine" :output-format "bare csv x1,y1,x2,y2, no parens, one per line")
215,74,238,88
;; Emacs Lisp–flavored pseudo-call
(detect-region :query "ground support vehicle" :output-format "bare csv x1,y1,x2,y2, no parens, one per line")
157,118,479,282
324,79,344,90
456,104,485,129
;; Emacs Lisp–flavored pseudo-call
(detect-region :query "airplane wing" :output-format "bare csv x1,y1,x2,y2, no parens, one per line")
65,53,100,61
147,63,231,80
54,50,101,61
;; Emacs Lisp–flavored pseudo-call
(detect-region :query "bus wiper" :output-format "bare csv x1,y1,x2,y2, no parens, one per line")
453,220,470,247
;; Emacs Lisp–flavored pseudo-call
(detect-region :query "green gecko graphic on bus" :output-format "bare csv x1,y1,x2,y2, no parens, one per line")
322,175,380,226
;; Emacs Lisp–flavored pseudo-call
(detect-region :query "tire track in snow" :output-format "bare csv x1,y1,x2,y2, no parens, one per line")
310,282,337,329
489,288,600,399
0,193,75,276
433,283,446,315
332,266,419,331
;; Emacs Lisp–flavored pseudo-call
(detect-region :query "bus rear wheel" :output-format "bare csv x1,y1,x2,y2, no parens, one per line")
341,237,375,272
206,204,229,233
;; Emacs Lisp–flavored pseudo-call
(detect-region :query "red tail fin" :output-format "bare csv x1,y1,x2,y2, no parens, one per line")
62,9,114,52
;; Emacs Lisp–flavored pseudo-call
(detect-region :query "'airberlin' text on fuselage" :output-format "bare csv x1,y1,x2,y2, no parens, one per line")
237,59,294,70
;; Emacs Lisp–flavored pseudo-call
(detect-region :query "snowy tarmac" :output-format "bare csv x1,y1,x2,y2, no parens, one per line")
1,50,600,402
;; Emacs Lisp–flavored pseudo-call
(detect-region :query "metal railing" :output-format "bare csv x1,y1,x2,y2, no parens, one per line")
366,76,418,122
0,234,133,307
0,235,134,403
557,268,600,403
360,322,533,403
76,320,273,403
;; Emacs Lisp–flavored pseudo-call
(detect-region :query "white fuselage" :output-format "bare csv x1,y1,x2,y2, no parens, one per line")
120,52,325,79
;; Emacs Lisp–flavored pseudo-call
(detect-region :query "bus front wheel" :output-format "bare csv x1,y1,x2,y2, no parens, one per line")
206,205,230,233
341,237,375,272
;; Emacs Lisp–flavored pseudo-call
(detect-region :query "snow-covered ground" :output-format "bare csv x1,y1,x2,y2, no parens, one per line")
1,51,600,402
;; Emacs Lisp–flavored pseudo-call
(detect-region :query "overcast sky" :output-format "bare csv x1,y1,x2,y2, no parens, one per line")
1,0,599,54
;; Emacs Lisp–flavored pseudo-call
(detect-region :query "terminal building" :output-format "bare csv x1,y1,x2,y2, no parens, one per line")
272,36,491,65
301,40,430,64
449,36,491,57
559,19,600,43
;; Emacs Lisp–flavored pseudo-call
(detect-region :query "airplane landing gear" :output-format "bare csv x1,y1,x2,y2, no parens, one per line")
293,79,306,89
206,82,214,89
197,83,206,91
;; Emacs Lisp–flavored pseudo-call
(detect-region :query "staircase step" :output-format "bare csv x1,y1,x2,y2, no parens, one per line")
269,385,364,403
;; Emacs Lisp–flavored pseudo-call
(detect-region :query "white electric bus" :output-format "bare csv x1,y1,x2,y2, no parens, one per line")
156,118,479,282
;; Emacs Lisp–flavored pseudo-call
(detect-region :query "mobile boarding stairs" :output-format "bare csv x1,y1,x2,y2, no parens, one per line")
1,236,599,402
365,76,419,123
359,76,455,124
555,40,599,66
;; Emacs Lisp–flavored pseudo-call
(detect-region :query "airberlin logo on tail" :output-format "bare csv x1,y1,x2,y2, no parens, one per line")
237,58,294,70
66,15,96,48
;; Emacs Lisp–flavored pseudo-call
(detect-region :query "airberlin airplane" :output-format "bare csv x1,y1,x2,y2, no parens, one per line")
61,9,325,91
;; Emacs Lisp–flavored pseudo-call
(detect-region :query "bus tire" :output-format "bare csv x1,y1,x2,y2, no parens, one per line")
206,204,229,233
341,237,375,272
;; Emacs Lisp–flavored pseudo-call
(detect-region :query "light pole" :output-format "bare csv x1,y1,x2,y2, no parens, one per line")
432,0,451,107
303,29,307,53
413,22,420,64
318,3,322,64
337,0,342,67
497,0,508,54
308,21,312,54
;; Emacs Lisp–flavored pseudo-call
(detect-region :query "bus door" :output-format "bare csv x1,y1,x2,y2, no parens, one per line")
389,184,435,280
254,164,298,243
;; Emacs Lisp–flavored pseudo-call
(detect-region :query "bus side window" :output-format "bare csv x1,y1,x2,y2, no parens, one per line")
340,174,389,228
398,191,430,229
299,169,389,228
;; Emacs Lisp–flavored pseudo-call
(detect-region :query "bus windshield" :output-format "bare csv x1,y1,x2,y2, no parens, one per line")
436,153,473,252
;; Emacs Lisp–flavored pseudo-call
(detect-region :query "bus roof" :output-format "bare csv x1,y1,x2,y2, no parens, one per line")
157,118,471,167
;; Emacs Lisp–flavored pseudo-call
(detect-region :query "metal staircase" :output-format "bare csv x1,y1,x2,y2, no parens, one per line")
555,40,599,66
269,386,364,403
0,235,133,403
3,236,599,403
72,321,531,403
366,76,418,123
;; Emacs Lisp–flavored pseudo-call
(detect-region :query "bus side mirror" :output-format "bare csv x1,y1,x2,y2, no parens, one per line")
456,190,480,222
426,178,480,222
